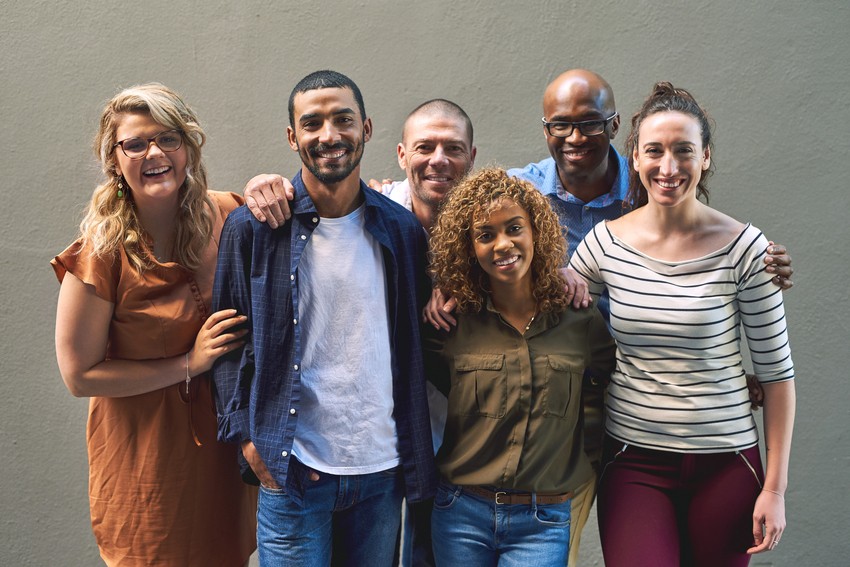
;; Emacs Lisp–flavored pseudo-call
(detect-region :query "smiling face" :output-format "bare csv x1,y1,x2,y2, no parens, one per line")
471,198,535,293
633,111,710,208
113,112,188,205
543,72,619,189
287,86,371,185
398,112,476,209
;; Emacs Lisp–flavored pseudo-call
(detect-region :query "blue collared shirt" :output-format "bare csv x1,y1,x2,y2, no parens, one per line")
508,147,630,258
211,172,437,504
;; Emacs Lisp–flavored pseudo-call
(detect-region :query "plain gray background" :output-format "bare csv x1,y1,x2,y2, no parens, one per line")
2,1,848,565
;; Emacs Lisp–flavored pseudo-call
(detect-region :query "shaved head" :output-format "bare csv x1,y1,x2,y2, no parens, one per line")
402,99,473,146
541,69,620,197
543,69,616,118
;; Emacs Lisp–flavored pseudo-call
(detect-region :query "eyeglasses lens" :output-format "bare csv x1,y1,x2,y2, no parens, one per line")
120,131,183,158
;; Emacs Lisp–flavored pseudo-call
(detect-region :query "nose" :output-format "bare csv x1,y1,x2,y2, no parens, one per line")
565,124,587,144
429,146,449,166
659,151,677,176
319,122,341,145
144,140,165,158
494,232,513,252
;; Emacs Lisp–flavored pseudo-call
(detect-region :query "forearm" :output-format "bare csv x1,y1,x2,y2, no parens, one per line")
760,380,796,493
60,354,190,398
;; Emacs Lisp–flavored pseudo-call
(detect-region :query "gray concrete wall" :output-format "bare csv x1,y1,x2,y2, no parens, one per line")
2,0,848,564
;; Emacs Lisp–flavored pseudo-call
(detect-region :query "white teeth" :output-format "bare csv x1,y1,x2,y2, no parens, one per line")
494,255,519,266
144,166,169,175
656,179,681,188
319,150,345,159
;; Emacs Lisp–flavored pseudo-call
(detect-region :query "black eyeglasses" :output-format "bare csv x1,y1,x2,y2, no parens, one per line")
113,130,184,159
541,113,618,138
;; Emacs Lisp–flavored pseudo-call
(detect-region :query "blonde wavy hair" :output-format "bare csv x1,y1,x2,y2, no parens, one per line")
79,83,214,272
429,167,569,314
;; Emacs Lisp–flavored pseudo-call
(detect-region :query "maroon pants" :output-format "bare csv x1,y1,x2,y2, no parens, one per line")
597,436,764,567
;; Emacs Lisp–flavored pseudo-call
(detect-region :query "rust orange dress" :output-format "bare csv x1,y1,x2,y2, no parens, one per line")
52,191,257,567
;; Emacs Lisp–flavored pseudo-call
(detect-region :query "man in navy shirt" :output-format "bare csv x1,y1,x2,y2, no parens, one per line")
212,70,436,567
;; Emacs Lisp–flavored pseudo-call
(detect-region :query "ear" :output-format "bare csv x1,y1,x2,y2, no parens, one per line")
397,142,407,170
469,145,478,167
702,145,711,170
632,144,641,172
287,126,298,152
609,113,621,140
363,117,372,142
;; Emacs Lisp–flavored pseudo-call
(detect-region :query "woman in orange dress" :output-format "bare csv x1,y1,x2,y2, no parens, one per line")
53,84,257,566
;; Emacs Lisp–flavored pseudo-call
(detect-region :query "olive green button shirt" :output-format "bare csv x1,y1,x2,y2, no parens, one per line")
424,300,615,493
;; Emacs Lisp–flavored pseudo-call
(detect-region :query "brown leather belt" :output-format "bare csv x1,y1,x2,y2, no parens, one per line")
462,485,573,505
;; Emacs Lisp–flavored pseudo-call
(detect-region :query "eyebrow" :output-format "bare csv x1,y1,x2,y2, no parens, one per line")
299,108,356,123
473,215,526,230
411,137,467,147
548,114,604,122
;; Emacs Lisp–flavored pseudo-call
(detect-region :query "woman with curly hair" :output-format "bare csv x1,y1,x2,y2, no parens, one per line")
569,82,795,566
425,167,615,565
52,84,258,566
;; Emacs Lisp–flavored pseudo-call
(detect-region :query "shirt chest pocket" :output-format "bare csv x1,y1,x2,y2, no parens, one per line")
453,354,507,419
544,355,581,419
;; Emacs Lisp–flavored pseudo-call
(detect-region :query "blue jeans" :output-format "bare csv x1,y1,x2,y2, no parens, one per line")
431,481,571,567
257,458,404,567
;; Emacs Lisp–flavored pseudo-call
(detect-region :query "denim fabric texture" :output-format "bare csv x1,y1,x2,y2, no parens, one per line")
257,458,405,567
431,481,571,566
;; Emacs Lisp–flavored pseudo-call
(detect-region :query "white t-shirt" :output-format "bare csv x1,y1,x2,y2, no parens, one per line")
293,204,400,474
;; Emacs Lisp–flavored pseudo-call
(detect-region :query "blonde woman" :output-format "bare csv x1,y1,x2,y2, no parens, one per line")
53,84,257,566
425,168,615,565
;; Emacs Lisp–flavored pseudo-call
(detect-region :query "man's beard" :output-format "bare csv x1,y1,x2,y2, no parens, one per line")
301,139,364,184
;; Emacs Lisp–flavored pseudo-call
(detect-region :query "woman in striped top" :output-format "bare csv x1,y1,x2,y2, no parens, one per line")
569,82,795,567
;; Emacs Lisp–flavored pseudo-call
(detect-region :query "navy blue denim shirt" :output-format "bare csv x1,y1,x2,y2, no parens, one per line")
211,172,437,504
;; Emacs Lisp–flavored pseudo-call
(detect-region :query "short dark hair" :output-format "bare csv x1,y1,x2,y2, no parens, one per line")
288,70,366,128
625,81,714,208
403,99,474,146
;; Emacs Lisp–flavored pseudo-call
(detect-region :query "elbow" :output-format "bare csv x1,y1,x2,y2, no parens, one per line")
57,362,94,398
61,373,89,398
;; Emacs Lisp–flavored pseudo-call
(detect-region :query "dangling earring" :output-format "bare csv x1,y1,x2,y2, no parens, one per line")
117,176,125,198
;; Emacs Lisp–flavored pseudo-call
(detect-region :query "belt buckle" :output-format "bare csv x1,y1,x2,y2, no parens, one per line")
495,491,507,505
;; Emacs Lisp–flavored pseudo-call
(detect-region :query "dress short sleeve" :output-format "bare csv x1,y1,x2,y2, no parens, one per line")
209,191,245,218
51,239,119,303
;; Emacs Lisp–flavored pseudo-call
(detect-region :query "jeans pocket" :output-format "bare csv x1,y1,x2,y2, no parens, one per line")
433,481,461,510
259,484,286,495
533,500,571,527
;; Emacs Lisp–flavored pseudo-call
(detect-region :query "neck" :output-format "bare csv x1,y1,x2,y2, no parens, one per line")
490,279,537,332
301,167,364,218
640,198,706,234
559,150,618,203
135,197,178,260
410,194,439,235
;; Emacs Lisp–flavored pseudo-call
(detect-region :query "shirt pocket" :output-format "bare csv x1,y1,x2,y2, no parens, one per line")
543,355,580,419
453,354,507,419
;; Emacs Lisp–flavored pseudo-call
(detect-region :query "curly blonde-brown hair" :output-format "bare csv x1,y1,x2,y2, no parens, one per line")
79,83,214,273
429,167,569,313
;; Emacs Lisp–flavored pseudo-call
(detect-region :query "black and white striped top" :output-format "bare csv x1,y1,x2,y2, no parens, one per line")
570,222,794,453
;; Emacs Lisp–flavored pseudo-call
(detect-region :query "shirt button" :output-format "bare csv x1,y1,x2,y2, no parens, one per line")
293,318,298,325
281,450,288,457
312,217,318,223
300,234,307,240
290,408,296,415
293,364,299,370
290,274,295,281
